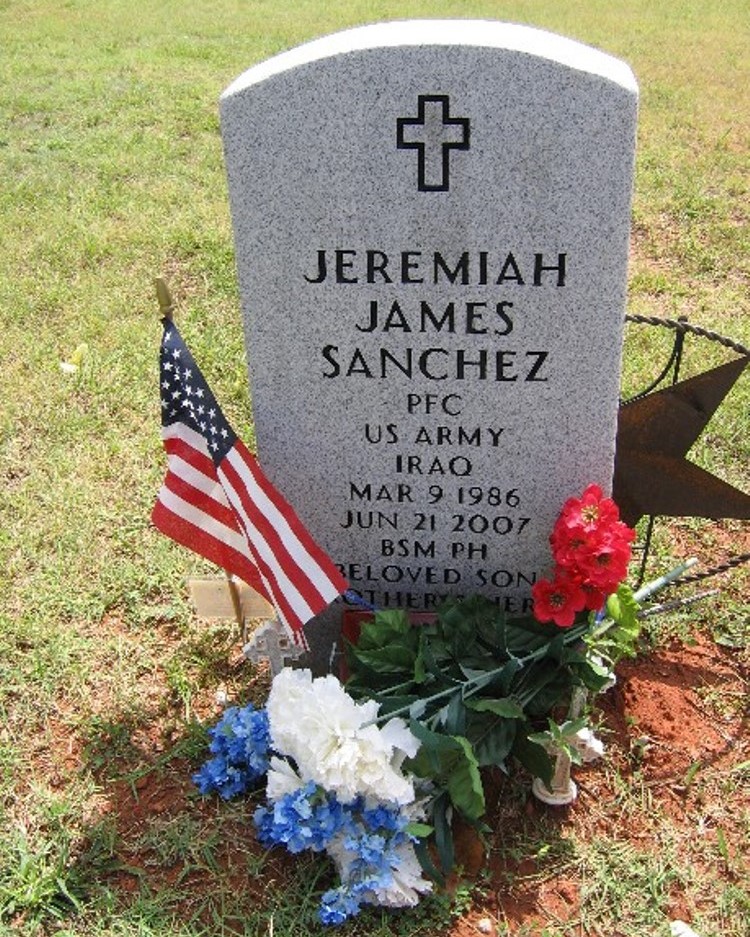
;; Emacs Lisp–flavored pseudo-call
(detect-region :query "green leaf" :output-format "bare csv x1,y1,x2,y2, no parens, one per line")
356,609,413,651
546,632,566,661
408,719,464,777
558,716,589,737
352,644,415,674
458,663,495,683
568,656,613,693
459,659,525,697
465,697,525,719
432,791,456,872
375,695,420,716
409,718,461,752
495,657,524,694
607,584,639,628
420,633,447,679
512,730,554,785
413,835,445,885
413,633,427,684
405,822,433,839
447,736,485,821
442,691,467,735
407,723,485,821
593,585,643,664
529,717,587,765
523,669,572,717
471,715,517,768
432,792,455,874
373,607,413,633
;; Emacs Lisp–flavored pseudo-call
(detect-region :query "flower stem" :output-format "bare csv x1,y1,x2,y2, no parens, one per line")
372,622,589,725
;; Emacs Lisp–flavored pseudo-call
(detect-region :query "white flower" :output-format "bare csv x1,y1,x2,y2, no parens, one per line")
572,727,605,762
265,755,304,800
670,922,702,937
379,716,420,770
366,840,433,907
266,668,420,805
326,834,432,908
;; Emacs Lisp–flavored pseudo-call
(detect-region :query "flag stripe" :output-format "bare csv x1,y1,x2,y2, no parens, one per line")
155,484,246,560
219,458,318,629
228,441,348,613
151,496,263,593
215,486,310,649
163,424,221,480
226,442,347,602
162,406,319,644
162,446,237,524
153,423,266,593
161,471,249,553
230,439,348,599
159,423,244,543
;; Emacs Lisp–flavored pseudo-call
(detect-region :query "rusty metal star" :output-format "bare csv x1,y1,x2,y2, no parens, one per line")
612,356,750,528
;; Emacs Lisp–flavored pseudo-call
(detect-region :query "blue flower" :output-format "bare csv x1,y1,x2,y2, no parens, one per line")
361,803,408,834
345,831,387,867
193,703,271,798
192,758,251,799
253,783,348,854
319,885,364,925
253,788,429,924
192,759,224,796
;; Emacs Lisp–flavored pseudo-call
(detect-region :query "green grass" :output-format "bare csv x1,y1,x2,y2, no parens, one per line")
1,1,748,935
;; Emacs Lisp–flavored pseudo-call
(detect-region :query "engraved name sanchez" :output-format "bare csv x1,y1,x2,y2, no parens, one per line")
304,248,565,382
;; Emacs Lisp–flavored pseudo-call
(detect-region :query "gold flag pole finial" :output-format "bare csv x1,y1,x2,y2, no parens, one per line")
154,278,174,321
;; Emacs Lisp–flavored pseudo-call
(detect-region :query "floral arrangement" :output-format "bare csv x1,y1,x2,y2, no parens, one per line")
193,668,432,924
193,485,661,924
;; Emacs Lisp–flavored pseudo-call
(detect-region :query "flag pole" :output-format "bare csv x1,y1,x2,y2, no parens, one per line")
153,277,246,637
154,277,174,321
225,575,247,639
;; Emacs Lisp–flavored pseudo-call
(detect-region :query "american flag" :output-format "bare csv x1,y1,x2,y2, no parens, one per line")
151,318,348,648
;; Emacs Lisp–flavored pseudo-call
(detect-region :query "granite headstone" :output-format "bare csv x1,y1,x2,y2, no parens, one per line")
220,21,638,669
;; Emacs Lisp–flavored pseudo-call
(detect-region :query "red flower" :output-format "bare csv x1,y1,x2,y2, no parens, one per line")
550,524,589,571
580,580,608,612
558,484,620,535
534,485,636,625
578,531,633,593
531,574,586,628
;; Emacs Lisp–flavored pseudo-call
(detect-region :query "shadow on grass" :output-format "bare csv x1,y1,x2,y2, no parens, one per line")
7,706,571,937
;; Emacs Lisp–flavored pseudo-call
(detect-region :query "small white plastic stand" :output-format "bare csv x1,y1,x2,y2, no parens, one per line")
532,761,579,805
531,686,596,806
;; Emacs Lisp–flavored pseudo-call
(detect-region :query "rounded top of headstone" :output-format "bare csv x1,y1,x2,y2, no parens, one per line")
221,20,637,100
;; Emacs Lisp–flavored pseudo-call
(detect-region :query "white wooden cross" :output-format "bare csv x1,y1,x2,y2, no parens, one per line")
243,620,304,676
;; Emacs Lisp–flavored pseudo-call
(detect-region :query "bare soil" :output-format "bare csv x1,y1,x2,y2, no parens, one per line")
71,616,746,937
33,527,747,937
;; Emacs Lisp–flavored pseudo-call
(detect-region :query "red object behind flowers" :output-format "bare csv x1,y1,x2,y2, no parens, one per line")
532,485,635,628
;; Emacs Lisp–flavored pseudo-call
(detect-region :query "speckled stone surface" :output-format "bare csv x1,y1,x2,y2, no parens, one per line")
220,21,638,670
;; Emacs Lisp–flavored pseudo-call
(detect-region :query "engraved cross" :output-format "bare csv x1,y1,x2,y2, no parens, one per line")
397,95,470,192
